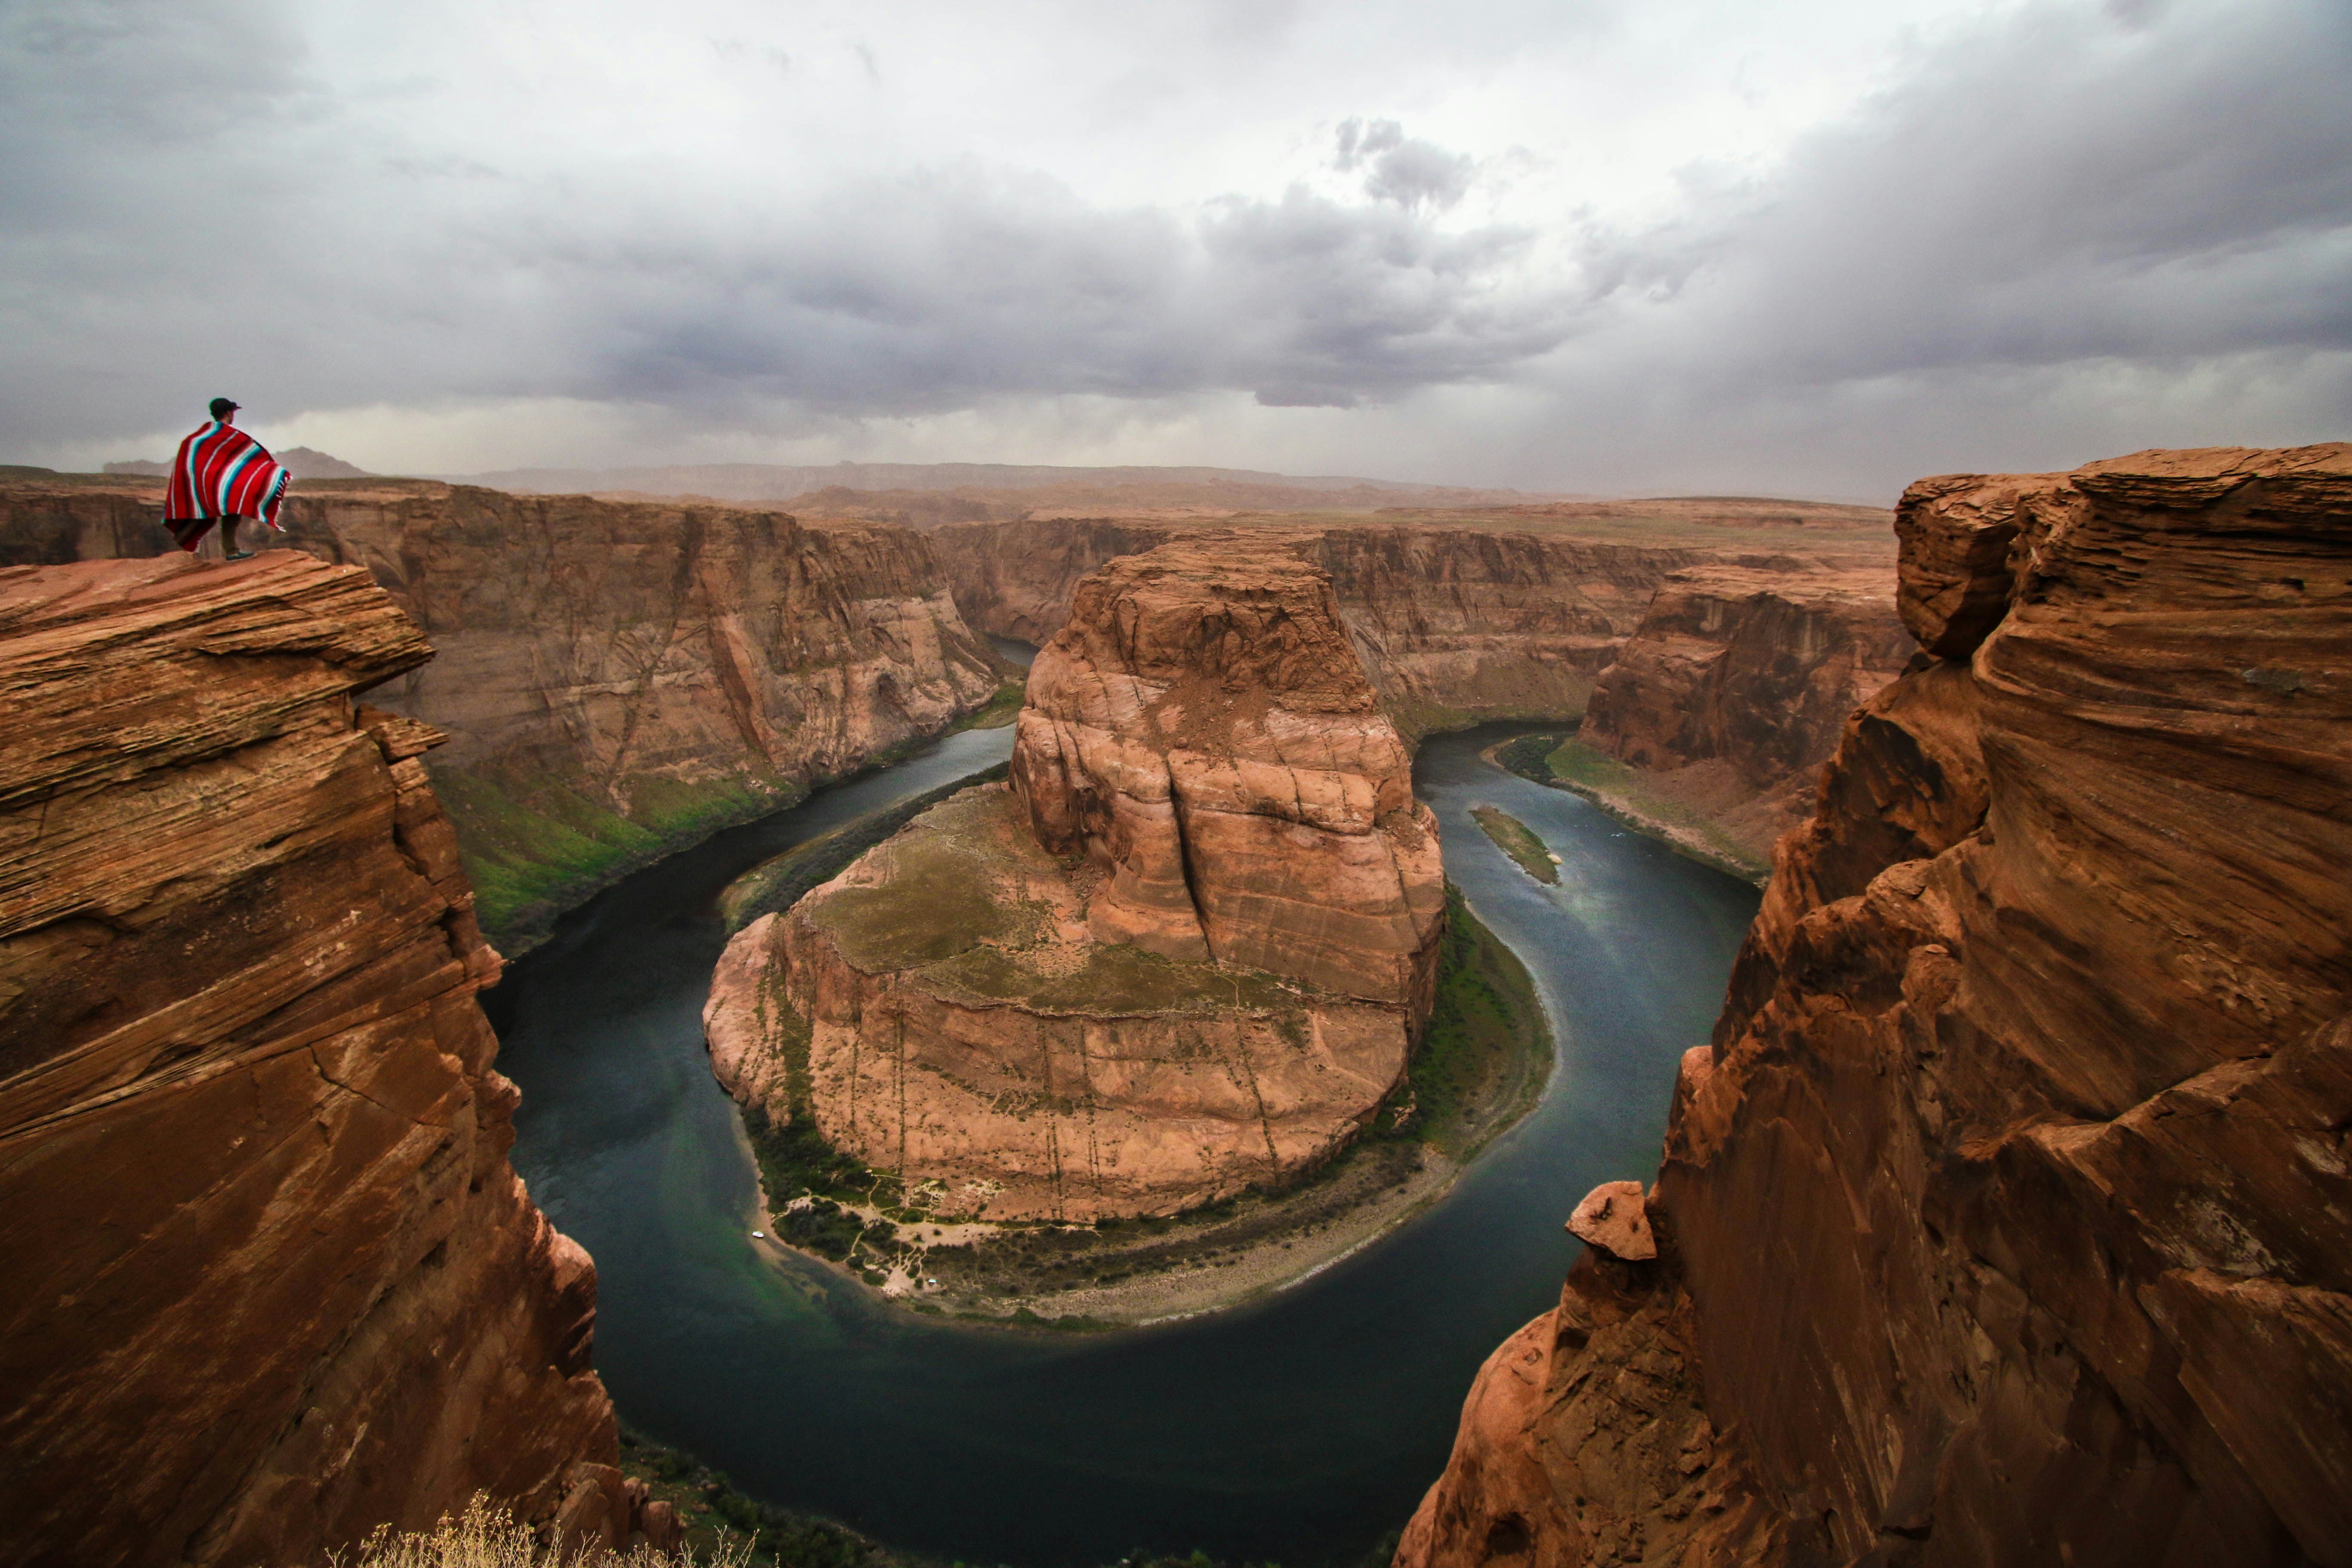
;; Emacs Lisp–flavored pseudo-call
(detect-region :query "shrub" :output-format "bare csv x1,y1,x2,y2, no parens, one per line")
338,1493,751,1567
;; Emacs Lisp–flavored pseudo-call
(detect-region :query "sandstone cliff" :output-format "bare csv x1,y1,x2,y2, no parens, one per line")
0,556,664,1565
931,517,1715,736
0,478,1008,952
706,542,1445,1221
1400,445,2352,1568
1571,564,1915,864
1010,542,1446,1009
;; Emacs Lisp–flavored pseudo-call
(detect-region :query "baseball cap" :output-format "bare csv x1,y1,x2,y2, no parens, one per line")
209,397,241,420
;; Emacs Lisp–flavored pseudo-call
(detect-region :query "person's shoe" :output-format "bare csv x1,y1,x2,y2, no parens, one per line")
226,549,255,561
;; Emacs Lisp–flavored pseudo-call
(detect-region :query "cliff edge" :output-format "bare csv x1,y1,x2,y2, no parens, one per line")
0,555,657,1564
0,478,1010,954
1399,445,2352,1568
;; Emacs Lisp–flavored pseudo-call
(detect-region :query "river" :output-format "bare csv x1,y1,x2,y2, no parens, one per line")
488,721,1760,1567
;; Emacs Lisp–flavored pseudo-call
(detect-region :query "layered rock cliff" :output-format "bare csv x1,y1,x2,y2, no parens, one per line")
1,478,1008,952
1008,542,1446,1009
1400,445,2352,1568
1570,564,1914,864
931,517,1716,736
706,542,1445,1220
0,556,659,1565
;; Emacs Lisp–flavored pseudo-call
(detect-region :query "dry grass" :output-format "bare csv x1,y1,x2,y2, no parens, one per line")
335,1495,752,1568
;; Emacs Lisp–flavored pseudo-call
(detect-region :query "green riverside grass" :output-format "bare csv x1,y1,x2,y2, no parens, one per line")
720,764,1012,934
1493,729,1770,885
439,676,1026,956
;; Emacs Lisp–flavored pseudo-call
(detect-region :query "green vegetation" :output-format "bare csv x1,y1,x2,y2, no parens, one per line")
952,677,1026,731
618,1428,888,1568
739,1003,907,1248
1471,805,1559,884
1387,882,1552,1160
435,766,803,954
720,764,1011,932
1493,729,1572,783
816,816,1050,971
436,665,1025,954
1493,730,1770,883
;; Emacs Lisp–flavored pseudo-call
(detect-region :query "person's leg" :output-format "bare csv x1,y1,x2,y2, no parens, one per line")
221,517,248,559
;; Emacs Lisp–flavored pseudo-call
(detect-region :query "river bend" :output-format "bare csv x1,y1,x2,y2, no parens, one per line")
489,724,1759,1566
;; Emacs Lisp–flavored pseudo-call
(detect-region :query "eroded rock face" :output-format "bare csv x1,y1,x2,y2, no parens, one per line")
1399,445,2352,1568
0,478,1007,952
706,543,1443,1220
0,555,636,1566
931,517,1717,735
1576,564,1916,861
1011,542,1445,1009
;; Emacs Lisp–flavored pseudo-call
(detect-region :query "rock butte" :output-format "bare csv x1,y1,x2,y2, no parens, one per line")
0,477,1007,953
1397,445,2352,1568
0,556,673,1564
705,542,1445,1221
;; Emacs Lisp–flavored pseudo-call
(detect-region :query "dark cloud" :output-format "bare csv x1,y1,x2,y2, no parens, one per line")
0,0,2343,486
0,12,1578,447
1577,0,2352,383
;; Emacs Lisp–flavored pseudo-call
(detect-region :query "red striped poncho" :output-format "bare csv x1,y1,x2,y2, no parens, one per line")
163,421,291,551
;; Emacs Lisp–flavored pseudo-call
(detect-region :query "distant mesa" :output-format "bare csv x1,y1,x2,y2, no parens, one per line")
437,459,1567,516
104,446,371,480
704,538,1446,1221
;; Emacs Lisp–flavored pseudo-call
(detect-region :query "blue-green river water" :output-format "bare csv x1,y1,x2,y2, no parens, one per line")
489,722,1758,1566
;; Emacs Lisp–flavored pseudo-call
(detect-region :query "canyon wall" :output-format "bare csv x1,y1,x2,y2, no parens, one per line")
1573,564,1916,863
0,556,659,1565
707,542,1444,1220
0,479,1008,951
1400,445,2352,1568
931,517,1718,735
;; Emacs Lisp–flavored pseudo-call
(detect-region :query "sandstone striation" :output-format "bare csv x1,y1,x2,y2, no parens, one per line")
0,555,663,1565
1399,445,2352,1568
0,478,1008,951
931,517,1719,735
1009,542,1446,1008
706,542,1445,1221
1574,564,1916,862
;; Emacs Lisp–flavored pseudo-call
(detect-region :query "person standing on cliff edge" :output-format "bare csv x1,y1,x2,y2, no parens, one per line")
162,397,291,560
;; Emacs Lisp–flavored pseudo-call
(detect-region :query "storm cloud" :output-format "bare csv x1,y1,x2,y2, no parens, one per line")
0,0,2343,493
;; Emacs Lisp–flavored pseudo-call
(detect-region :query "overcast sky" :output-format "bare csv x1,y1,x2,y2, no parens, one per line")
3,0,2345,498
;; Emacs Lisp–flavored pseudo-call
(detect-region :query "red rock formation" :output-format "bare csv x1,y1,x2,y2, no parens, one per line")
1399,445,2352,1568
0,554,671,1564
1575,564,1916,860
0,478,1008,951
1011,541,1445,1008
930,516,1722,734
707,542,1444,1220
